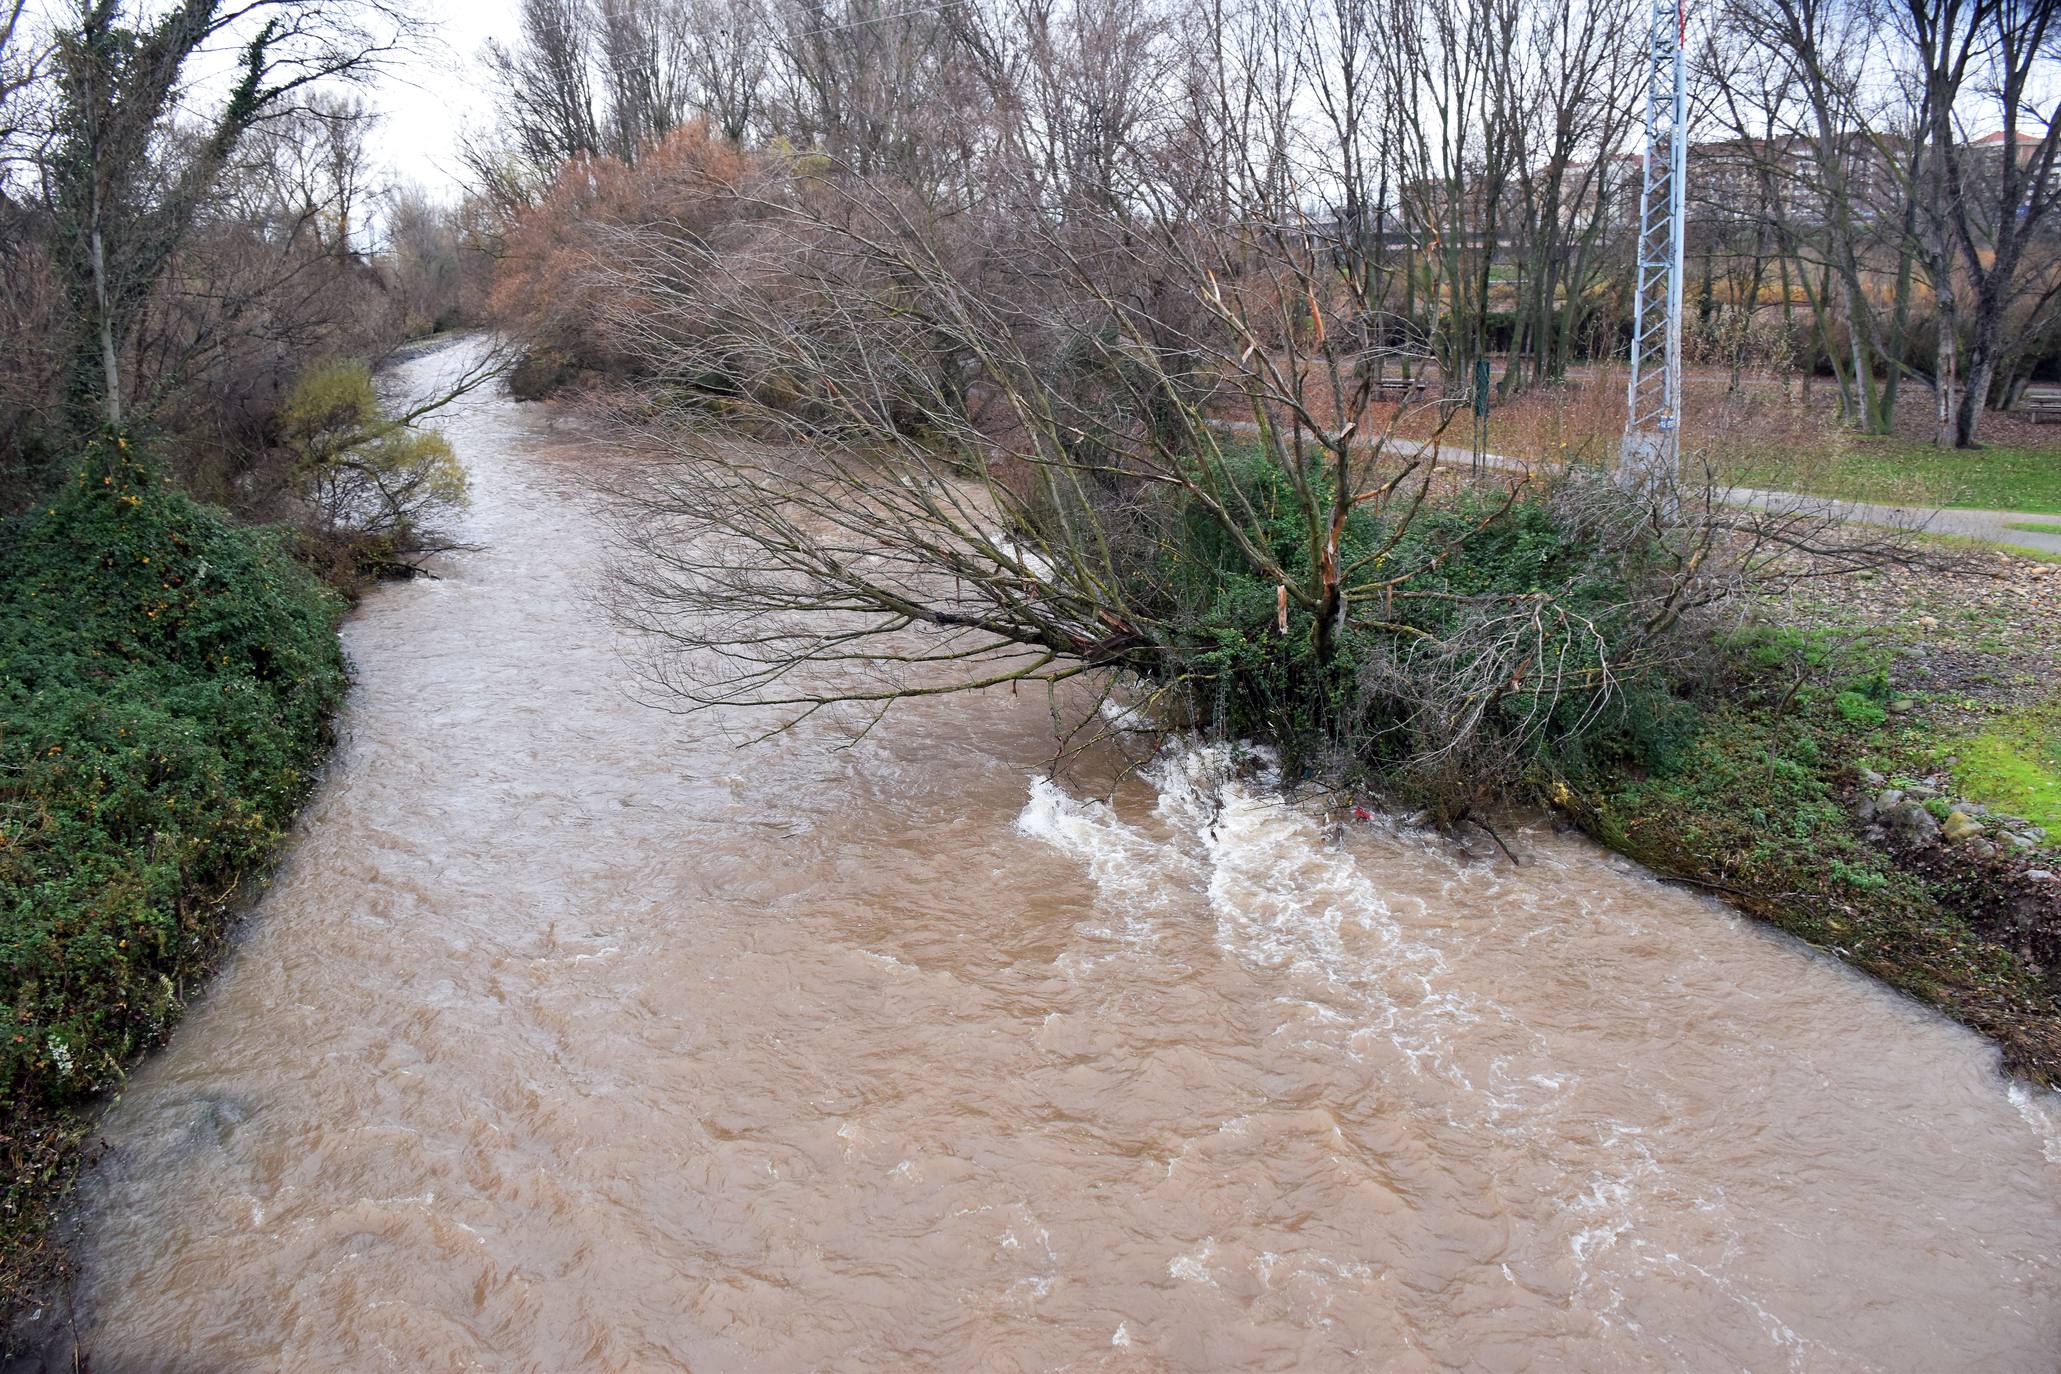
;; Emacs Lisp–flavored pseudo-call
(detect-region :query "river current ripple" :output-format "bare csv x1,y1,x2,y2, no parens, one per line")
49,342,2061,1371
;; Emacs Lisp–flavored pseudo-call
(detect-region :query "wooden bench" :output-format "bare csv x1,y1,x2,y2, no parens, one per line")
1369,377,1429,404
2021,393,2061,423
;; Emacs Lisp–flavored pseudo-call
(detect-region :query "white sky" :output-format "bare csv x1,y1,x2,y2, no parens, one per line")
364,0,504,198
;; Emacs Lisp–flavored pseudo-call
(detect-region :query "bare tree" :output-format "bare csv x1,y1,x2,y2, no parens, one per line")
484,0,601,170
769,0,985,186
483,0,775,178
109,95,450,495
0,0,53,492
47,0,415,433
1703,0,2061,445
569,120,1928,798
382,183,473,332
1381,0,1526,407
679,0,770,144
595,0,697,158
1712,0,1921,433
1494,0,1641,393
1929,0,2061,446
233,94,377,256
0,0,43,183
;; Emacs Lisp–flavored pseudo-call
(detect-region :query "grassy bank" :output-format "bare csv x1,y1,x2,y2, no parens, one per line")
0,447,347,1323
1558,556,2061,1083
1721,439,2061,514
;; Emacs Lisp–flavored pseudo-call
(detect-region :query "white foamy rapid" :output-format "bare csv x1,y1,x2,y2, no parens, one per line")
1020,740,1518,1094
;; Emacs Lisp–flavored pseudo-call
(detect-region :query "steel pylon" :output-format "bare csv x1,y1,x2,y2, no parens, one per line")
1619,0,1688,501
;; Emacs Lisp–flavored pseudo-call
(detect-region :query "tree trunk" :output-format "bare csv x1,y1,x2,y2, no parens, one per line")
1955,342,1993,449
1933,283,1958,448
1843,270,1882,432
90,210,120,429
1881,177,1921,426
1953,249,2012,448
1776,247,1796,402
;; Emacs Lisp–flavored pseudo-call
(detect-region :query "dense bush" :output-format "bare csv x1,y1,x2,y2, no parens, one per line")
1139,448,1701,797
0,446,345,1121
490,122,763,394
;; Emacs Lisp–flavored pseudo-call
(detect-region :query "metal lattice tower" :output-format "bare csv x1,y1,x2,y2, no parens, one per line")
1619,0,1688,499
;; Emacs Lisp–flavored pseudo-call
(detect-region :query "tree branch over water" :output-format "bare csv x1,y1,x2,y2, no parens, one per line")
568,131,1942,800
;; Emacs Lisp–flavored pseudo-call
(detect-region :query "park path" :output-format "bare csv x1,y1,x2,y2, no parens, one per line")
1375,434,2061,556
1721,487,2061,555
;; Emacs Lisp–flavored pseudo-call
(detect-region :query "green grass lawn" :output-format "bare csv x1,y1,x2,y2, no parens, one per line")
1725,440,2061,514
1918,531,2061,564
1948,696,2061,836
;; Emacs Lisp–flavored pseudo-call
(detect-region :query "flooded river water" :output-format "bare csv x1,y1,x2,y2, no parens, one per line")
54,345,2061,1371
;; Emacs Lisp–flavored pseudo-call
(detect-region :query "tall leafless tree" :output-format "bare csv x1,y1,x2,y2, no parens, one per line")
485,0,602,170
1930,0,2061,446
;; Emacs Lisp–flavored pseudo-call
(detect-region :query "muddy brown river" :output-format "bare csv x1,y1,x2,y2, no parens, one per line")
51,345,2061,1370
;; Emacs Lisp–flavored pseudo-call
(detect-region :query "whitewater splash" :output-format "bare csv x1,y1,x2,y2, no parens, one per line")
1018,741,1526,1094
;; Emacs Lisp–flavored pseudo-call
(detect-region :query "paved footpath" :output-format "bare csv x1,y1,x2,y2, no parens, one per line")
1378,437,2061,557
1204,419,2061,555
1725,488,2061,556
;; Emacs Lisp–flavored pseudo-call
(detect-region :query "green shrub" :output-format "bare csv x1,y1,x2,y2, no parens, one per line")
0,445,345,1118
1834,689,1888,728
280,361,468,580
1141,448,1695,793
1827,858,1889,891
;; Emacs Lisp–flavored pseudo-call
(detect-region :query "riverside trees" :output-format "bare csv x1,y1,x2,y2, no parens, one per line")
1694,0,2061,446
46,0,415,431
480,12,1928,809
0,0,490,518
478,0,2061,448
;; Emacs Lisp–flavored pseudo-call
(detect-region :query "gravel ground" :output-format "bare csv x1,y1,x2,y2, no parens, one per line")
1771,552,2059,714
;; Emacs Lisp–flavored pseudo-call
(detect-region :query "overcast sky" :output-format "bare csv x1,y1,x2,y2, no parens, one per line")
24,0,2050,204
363,1,502,198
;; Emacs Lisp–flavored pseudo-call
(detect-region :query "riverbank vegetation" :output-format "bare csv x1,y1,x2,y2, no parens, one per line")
0,447,347,1320
467,0,2061,452
1571,555,2061,1081
579,149,1903,809
0,1,491,527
